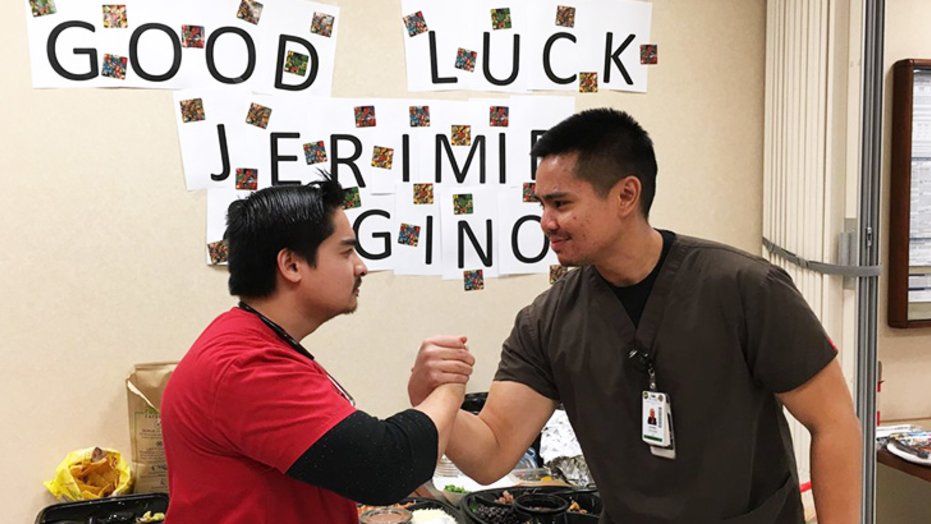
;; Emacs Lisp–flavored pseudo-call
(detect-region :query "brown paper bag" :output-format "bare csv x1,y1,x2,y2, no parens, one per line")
126,362,177,493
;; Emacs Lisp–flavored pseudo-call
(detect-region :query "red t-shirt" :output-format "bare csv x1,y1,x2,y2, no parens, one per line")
161,308,357,523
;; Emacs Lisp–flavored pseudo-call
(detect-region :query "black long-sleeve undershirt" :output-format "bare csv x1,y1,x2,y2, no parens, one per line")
286,409,438,505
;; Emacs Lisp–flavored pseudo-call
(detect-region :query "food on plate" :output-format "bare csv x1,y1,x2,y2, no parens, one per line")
136,511,166,523
495,490,515,505
444,484,467,493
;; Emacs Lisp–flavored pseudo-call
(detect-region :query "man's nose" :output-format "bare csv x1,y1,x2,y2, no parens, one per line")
353,252,368,276
540,209,557,232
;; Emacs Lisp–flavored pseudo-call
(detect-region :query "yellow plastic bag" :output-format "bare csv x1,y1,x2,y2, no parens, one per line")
44,447,133,501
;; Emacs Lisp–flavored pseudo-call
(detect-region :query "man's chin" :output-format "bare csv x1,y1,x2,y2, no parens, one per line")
556,254,582,267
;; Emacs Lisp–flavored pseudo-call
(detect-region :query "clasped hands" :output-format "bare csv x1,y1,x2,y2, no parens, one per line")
408,335,475,406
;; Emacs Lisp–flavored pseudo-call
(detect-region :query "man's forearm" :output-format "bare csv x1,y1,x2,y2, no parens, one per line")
414,383,466,461
810,426,862,523
446,410,515,484
444,382,558,485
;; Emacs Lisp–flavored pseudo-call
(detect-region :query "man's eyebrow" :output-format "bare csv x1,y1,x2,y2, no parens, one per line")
537,191,569,201
341,237,358,247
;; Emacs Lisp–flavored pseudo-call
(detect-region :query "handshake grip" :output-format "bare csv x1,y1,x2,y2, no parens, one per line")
408,335,475,407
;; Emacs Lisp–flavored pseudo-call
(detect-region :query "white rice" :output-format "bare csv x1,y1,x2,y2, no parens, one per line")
410,508,457,524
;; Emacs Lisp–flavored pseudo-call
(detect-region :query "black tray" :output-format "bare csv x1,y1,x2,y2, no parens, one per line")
461,486,600,524
36,493,168,524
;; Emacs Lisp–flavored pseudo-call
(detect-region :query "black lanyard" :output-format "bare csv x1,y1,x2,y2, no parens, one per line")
238,301,355,406
624,235,680,392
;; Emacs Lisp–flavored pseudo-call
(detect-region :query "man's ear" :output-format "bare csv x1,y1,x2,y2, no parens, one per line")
277,248,303,284
615,175,642,218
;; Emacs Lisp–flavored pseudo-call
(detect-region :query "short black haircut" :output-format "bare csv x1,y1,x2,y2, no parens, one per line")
225,173,345,298
530,108,658,217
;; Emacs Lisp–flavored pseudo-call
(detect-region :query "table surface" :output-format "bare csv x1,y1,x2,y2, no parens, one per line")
877,418,931,483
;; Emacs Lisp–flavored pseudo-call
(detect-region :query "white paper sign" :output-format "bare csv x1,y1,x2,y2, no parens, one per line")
393,183,442,276
26,0,339,94
401,0,652,93
438,185,500,279
345,191,396,272
181,94,574,276
497,186,557,275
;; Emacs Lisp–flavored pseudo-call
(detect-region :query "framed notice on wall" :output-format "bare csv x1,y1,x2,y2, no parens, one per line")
890,59,931,327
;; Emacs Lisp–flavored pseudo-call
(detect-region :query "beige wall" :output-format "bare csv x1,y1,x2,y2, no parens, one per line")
879,0,931,422
0,1,765,521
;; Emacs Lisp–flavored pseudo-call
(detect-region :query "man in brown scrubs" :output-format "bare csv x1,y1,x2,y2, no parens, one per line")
410,109,862,523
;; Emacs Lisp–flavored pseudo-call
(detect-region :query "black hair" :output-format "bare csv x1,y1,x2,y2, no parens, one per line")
225,172,345,298
530,108,658,217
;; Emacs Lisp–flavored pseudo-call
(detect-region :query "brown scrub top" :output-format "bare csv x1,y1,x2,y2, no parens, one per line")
495,235,837,524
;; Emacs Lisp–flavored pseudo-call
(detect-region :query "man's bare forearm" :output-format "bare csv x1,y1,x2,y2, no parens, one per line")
809,424,862,524
445,410,514,484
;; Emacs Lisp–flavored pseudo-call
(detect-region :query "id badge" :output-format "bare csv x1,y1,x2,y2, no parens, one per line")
642,390,676,459
641,391,669,447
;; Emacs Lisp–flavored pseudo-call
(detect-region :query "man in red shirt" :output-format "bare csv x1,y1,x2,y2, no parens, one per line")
161,175,473,523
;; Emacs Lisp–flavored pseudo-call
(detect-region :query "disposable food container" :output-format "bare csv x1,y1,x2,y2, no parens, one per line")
513,493,569,523
360,507,413,524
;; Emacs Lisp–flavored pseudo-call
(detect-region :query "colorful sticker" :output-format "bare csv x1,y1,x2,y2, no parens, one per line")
371,146,394,169
413,183,434,205
311,12,335,37
453,193,474,215
409,105,430,127
235,168,258,190
342,186,362,209
398,223,421,247
522,182,538,203
549,265,569,284
455,48,477,72
101,54,127,80
245,102,272,129
579,72,598,93
403,11,428,37
102,5,127,28
181,25,205,48
489,106,509,127
464,269,485,291
207,240,229,265
354,105,376,128
555,5,576,27
30,0,56,17
303,141,327,165
284,50,309,76
640,44,658,65
490,8,512,30
236,0,263,25
179,98,206,123
451,125,471,146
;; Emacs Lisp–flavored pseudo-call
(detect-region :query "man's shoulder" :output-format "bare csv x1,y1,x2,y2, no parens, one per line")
676,234,768,264
179,309,274,370
520,266,597,318
675,234,778,280
190,308,256,349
